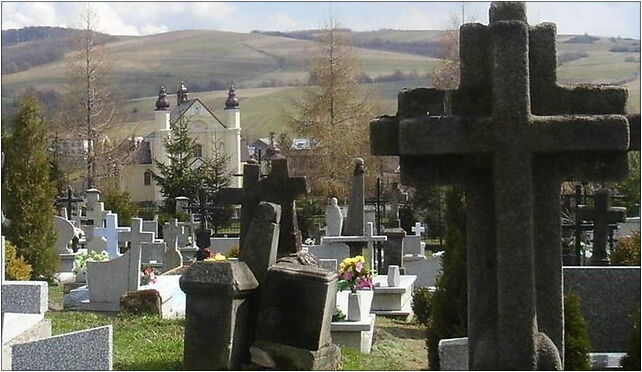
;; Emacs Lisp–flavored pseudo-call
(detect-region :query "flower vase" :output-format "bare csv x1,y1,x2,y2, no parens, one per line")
387,265,401,287
347,292,362,321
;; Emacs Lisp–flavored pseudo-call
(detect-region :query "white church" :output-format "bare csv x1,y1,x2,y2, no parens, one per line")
122,83,243,203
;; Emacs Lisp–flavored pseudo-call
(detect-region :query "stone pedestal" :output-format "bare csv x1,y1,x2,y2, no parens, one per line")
371,275,416,316
253,261,341,370
58,253,76,273
383,226,406,274
180,260,259,370
331,314,376,354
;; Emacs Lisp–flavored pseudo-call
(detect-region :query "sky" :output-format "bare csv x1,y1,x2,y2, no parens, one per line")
1,1,640,39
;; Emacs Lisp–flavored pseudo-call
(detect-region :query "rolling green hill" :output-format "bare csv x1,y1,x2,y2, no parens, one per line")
1,28,639,141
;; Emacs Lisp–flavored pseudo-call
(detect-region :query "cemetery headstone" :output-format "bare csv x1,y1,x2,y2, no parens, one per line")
86,245,142,311
180,260,259,370
53,216,77,273
369,2,634,368
119,218,154,255
239,202,281,286
577,189,627,265
325,197,343,236
321,222,387,272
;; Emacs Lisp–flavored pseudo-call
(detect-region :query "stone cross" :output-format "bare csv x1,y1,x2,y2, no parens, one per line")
321,222,387,272
163,218,182,250
85,201,106,228
55,186,84,219
185,189,221,249
577,189,626,265
94,213,130,259
388,182,408,223
370,2,634,369
218,158,309,258
345,158,365,236
411,222,425,237
119,218,155,255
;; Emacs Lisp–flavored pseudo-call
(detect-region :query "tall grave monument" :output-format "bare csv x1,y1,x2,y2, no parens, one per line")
370,2,635,369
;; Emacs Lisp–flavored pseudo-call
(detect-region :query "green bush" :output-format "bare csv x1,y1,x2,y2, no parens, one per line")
612,230,641,265
4,240,32,280
103,183,139,227
621,309,640,370
411,286,432,327
564,293,592,371
426,187,467,369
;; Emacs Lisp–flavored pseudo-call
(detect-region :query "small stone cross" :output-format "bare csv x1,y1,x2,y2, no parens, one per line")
321,222,387,272
411,222,425,236
94,213,130,259
577,189,626,265
119,218,154,255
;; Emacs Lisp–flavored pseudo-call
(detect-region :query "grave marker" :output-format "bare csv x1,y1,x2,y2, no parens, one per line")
119,218,154,254
94,213,130,259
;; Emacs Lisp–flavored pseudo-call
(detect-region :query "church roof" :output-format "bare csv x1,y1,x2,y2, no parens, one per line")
169,98,226,128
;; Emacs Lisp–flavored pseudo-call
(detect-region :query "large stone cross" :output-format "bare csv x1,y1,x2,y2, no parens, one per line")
219,158,309,258
577,189,626,265
370,2,635,369
119,218,154,255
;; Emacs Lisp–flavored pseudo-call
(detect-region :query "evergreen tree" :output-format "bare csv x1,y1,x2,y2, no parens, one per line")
564,293,592,371
2,95,58,279
152,116,199,214
426,186,467,369
102,181,139,226
288,20,381,199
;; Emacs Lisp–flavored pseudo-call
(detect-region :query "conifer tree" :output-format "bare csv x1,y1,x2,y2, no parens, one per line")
288,20,380,199
2,95,58,279
152,116,199,214
426,186,467,368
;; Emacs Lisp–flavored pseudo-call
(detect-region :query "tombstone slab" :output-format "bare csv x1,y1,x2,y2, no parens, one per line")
240,202,281,286
85,245,141,311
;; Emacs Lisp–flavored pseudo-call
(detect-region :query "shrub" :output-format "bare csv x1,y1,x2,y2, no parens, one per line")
426,186,467,369
4,241,32,280
102,182,139,227
612,230,641,265
621,309,640,370
564,293,592,371
411,286,432,327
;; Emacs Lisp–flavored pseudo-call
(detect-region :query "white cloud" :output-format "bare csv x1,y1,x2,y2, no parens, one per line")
2,2,58,30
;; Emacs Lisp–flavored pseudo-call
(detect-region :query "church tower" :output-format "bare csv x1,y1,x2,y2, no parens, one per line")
224,85,242,187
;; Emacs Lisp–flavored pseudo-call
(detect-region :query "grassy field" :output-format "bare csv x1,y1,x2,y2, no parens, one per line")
45,285,428,370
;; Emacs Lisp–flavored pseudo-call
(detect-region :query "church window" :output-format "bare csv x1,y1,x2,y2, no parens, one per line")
144,170,152,186
193,144,203,158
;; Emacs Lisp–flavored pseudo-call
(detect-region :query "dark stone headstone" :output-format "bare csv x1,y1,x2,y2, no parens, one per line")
369,2,634,369
180,261,259,370
577,189,627,265
252,258,340,370
239,202,281,286
345,158,366,257
383,226,406,275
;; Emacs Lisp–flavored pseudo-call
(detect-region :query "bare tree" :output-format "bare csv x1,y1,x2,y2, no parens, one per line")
288,19,382,199
59,3,131,190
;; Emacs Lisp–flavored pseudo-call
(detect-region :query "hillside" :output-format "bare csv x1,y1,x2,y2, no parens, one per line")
1,28,639,139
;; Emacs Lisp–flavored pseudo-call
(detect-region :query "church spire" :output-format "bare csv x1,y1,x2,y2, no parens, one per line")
177,81,189,106
225,85,239,109
155,85,170,111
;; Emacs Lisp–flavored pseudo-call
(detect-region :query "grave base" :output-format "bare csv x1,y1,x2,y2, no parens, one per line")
371,275,415,316
251,340,341,370
331,314,376,354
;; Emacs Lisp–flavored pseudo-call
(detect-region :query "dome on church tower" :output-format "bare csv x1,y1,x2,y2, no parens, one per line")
177,81,189,105
155,86,170,111
225,85,239,109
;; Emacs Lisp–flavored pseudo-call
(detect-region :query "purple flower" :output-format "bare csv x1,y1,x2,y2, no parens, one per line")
342,271,354,281
356,277,373,290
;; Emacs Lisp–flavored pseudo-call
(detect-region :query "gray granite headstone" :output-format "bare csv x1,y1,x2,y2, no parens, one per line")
370,2,634,369
11,326,113,371
142,220,158,237
1,281,48,314
87,245,141,308
180,261,259,370
239,202,281,286
141,241,166,266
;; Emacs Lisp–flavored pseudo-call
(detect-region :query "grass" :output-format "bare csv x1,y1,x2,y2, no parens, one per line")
340,317,428,370
46,285,428,370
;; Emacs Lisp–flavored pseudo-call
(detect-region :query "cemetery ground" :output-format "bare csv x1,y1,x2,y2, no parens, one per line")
45,284,429,370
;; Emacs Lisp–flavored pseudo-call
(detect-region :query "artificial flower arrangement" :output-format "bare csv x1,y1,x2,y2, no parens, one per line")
73,250,110,276
204,252,227,262
337,255,374,293
140,266,158,285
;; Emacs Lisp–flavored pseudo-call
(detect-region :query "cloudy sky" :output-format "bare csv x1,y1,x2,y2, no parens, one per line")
2,1,640,39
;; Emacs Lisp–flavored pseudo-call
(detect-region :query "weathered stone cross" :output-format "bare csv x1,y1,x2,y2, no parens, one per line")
577,189,626,265
370,2,635,369
218,158,309,258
